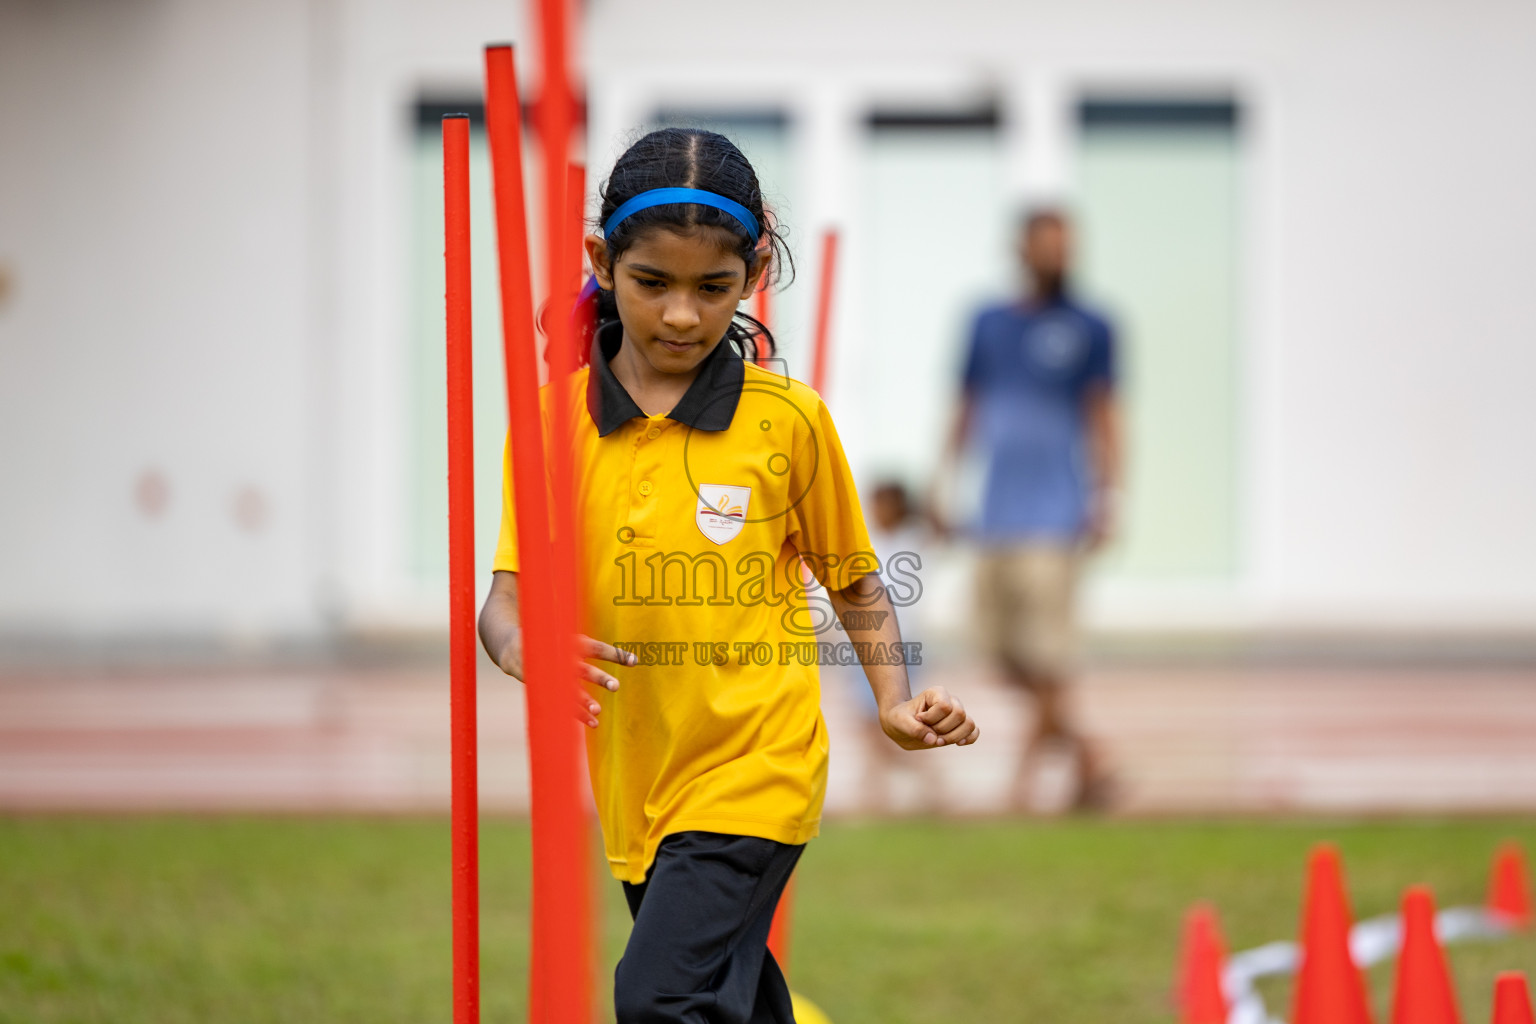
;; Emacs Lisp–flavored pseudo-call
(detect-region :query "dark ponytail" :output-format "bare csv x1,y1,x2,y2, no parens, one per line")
581,128,793,363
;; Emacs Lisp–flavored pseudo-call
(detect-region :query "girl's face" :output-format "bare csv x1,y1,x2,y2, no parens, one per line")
587,226,763,378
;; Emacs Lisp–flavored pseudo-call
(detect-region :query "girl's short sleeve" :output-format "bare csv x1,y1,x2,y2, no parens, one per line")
492,432,520,573
786,397,876,592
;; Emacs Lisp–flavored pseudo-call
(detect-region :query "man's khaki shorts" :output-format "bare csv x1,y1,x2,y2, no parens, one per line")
974,543,1083,683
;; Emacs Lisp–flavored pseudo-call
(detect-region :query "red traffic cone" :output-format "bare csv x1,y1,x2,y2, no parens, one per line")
1488,844,1532,928
1390,886,1462,1024
1293,845,1376,1024
1493,973,1535,1024
1176,903,1230,1024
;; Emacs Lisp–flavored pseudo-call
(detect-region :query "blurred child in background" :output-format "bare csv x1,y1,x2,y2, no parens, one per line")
839,480,945,814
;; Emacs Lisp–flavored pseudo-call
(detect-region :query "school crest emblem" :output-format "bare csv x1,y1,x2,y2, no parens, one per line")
695,484,751,545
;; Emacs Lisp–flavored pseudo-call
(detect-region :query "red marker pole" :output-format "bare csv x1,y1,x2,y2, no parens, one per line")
750,203,778,367
752,278,772,330
769,230,842,977
535,2,593,1020
751,263,772,368
537,0,575,344
767,875,796,975
809,229,839,394
564,161,590,365
442,112,480,1024
483,45,591,1024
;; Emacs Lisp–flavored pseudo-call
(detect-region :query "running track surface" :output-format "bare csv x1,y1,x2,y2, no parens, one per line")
2,662,1533,814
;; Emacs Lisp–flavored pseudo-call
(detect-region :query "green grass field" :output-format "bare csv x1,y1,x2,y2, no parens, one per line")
3,816,1533,1023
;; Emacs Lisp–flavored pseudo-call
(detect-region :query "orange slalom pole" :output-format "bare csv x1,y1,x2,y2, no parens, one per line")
539,150,590,1024
483,45,591,1024
536,4,591,1022
565,162,590,365
767,876,796,973
539,149,590,1024
809,229,839,394
751,272,772,368
752,278,772,329
442,112,480,1024
537,0,575,348
771,230,841,973
750,205,775,367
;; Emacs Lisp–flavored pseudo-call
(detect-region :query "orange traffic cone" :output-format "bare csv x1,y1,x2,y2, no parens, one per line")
1176,903,1230,1024
1293,845,1376,1024
1390,886,1462,1024
1493,973,1535,1024
1488,844,1532,928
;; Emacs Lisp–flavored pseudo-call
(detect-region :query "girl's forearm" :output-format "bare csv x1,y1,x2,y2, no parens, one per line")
827,574,912,712
478,571,525,681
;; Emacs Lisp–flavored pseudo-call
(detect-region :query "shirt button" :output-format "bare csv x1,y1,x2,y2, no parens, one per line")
638,481,653,496
646,427,662,440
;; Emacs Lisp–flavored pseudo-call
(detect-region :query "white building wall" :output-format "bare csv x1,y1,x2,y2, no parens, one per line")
0,0,537,644
323,0,540,631
0,0,319,641
0,0,1533,644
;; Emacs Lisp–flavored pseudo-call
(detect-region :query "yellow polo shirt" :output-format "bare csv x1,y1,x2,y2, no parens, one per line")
493,325,875,883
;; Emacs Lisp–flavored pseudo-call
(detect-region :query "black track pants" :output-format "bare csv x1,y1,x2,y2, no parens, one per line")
615,831,803,1024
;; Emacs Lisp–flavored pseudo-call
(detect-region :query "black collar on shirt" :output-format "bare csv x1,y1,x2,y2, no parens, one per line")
585,320,744,437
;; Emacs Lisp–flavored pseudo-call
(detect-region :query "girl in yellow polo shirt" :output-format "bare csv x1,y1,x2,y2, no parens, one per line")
478,127,979,1024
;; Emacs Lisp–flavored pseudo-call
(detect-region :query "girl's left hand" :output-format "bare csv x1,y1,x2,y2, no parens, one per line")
881,686,980,750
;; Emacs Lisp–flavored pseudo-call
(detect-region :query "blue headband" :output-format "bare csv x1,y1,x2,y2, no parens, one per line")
603,187,761,240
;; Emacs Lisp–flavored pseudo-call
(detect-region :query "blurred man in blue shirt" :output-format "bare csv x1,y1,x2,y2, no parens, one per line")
940,208,1123,811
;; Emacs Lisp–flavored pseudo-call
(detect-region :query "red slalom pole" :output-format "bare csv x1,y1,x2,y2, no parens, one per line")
483,45,591,1024
767,875,796,975
442,112,480,1024
535,6,592,1024
537,0,575,336
751,277,772,368
770,230,842,974
750,205,774,367
539,149,590,1024
809,229,839,394
751,277,772,328
564,161,589,367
